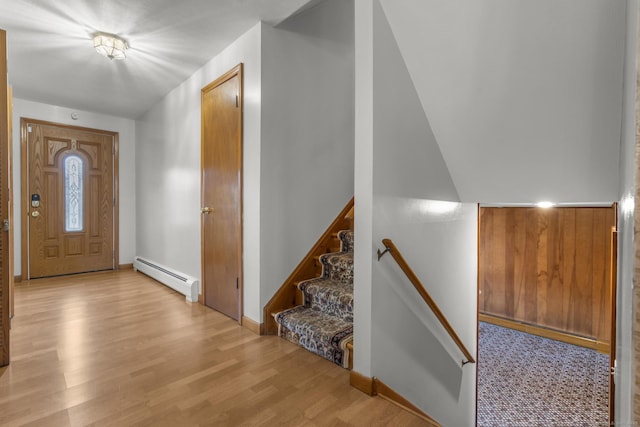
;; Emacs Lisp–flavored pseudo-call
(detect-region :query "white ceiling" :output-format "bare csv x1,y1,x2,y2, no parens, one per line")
0,0,318,119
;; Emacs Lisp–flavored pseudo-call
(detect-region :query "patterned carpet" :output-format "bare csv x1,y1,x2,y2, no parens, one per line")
477,322,609,427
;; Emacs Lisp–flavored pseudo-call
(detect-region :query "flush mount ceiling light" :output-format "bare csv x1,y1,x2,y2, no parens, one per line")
93,32,128,60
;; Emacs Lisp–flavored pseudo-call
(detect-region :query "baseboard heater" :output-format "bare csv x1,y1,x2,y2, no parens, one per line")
133,256,200,303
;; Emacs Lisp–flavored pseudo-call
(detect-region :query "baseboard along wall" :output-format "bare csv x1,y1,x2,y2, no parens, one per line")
241,316,263,335
479,313,610,354
349,371,441,426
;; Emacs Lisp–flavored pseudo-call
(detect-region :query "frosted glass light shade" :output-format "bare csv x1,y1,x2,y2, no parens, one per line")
93,33,128,60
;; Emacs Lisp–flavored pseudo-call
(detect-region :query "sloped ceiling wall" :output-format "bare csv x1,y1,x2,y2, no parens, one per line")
373,0,459,201
378,0,626,204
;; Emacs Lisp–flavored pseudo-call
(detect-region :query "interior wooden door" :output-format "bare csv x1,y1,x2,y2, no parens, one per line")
24,121,115,278
0,29,10,367
201,64,243,321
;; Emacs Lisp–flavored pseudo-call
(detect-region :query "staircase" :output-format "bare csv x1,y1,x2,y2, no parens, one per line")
273,229,354,368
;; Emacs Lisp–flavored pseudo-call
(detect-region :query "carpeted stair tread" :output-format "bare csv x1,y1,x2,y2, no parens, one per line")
298,278,353,321
319,252,353,284
274,305,353,368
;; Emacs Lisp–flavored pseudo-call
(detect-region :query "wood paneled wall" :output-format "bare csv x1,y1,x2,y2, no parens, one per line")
479,206,615,344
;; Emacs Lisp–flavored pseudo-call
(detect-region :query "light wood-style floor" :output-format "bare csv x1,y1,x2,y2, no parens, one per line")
0,270,427,426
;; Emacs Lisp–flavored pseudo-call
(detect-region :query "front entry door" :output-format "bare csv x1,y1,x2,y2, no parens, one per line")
201,64,243,321
24,120,115,278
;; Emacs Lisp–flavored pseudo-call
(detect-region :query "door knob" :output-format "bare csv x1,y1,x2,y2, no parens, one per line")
201,207,214,214
31,211,40,217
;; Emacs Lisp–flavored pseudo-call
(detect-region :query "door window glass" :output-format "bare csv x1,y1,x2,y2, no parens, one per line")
64,155,83,232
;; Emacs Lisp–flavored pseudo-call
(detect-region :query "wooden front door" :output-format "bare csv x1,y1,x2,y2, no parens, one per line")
201,64,243,321
23,120,115,279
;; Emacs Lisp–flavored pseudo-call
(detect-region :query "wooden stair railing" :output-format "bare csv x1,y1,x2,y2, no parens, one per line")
263,197,354,335
377,238,475,366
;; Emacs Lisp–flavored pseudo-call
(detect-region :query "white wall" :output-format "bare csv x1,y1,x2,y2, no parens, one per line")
616,0,637,423
379,0,626,204
135,0,354,324
362,2,478,425
372,1,458,203
135,23,262,321
259,0,355,320
371,198,477,427
357,0,625,423
353,0,374,378
10,98,136,276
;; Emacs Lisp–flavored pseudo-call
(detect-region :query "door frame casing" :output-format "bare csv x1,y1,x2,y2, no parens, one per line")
609,215,618,425
20,118,119,279
0,29,10,367
199,63,244,322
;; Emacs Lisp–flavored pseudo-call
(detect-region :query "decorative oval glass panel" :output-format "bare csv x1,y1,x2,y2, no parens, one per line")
64,155,83,232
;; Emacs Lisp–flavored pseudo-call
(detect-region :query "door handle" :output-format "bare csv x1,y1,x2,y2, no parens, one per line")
201,207,214,214
31,211,40,217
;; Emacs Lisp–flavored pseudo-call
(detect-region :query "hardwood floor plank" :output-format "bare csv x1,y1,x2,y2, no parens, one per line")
21,409,72,427
1,270,430,426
